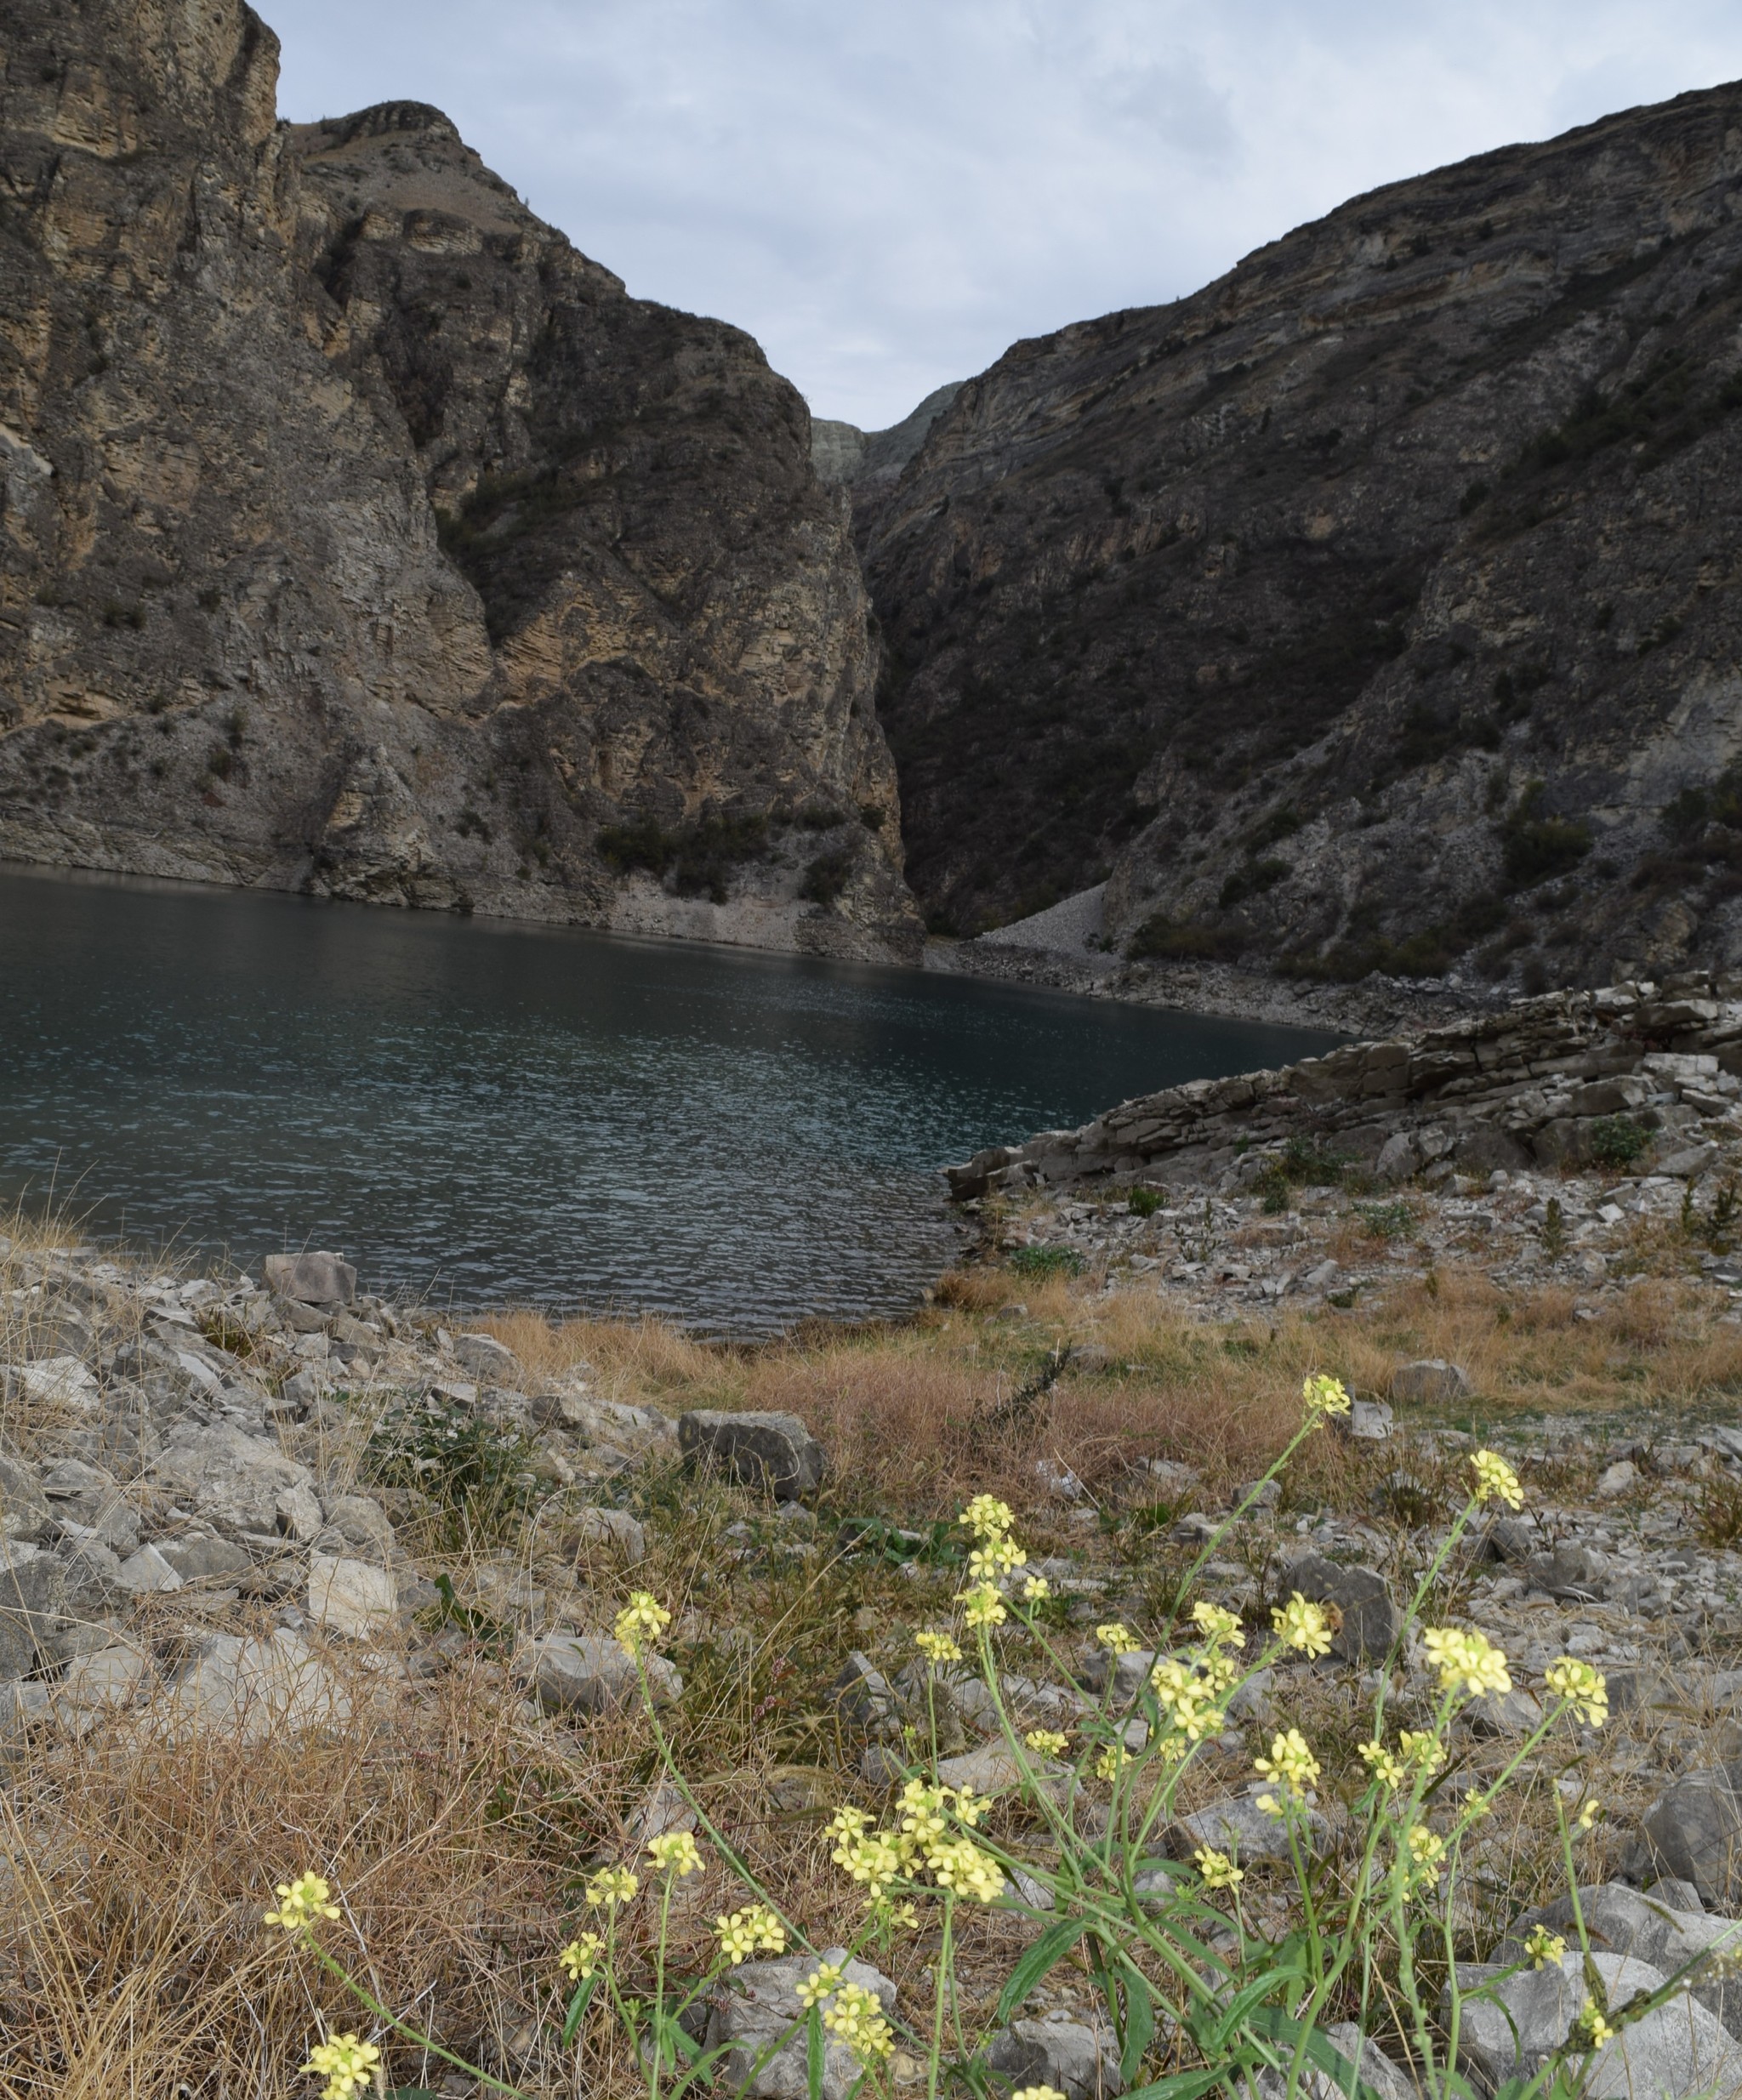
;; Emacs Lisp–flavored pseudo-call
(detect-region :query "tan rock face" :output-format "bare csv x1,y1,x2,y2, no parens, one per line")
858,81,1742,987
0,5,919,961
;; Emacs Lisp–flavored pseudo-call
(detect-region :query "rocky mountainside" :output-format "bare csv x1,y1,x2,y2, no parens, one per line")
812,382,962,496
0,2,919,960
859,81,1742,996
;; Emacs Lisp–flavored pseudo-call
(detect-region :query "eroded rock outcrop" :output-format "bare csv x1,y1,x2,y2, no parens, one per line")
0,5,919,960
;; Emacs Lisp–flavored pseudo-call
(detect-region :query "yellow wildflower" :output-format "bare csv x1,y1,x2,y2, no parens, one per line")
958,1582,1008,1629
1096,1621,1140,1655
1406,1825,1446,1870
646,1830,703,1877
1423,1626,1511,1700
614,1591,672,1659
585,1864,640,1909
1545,1657,1609,1727
1011,2088,1069,2100
558,1932,606,1981
1577,1799,1601,1832
302,2034,381,2100
826,1805,871,1844
265,1873,340,1934
1022,1574,1053,1602
1149,1658,1223,1741
968,1535,1027,1579
715,1905,787,1964
796,1962,845,2008
1191,1602,1244,1647
962,1494,1016,1539
1256,1793,1284,1819
915,1629,963,1666
928,1836,1005,1902
1471,1449,1524,1510
953,1784,990,1828
1302,1374,1352,1420
1574,2006,1617,2050
1271,1594,1333,1658
1398,1730,1446,1773
1024,1728,1070,1757
822,1980,895,2062
1094,1744,1130,1781
1525,1925,1567,1970
1193,1846,1244,1891
1254,1727,1320,1798
1358,1739,1407,1790
834,1826,903,1896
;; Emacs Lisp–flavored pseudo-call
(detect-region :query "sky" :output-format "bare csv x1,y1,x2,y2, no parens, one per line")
265,1,1742,431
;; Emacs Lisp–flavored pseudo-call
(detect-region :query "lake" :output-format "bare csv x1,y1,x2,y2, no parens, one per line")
0,867,1338,1331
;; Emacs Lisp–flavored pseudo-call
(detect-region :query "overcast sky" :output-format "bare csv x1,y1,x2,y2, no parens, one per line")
265,2,1742,430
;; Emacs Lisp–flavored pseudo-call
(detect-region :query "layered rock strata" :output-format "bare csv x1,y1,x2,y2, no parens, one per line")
0,3,919,959
949,972,1742,1198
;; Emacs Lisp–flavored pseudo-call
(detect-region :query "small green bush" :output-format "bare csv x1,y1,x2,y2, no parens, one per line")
1127,1187,1164,1217
1006,1244,1084,1278
1589,1113,1649,1169
1357,1199,1415,1240
800,849,852,907
364,1397,535,1533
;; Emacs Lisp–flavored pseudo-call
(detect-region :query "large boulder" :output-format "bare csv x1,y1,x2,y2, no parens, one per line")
1166,1789,1326,1864
1448,1951,1742,2098
704,1949,896,2100
147,1627,354,1744
0,1543,66,1677
308,1554,398,1640
678,1411,825,1500
263,1252,356,1307
1282,1551,1401,1664
987,2013,1122,2100
1503,1883,1742,2038
147,1422,319,1539
0,1454,50,1545
1390,1359,1471,1404
520,1632,680,1714
452,1333,521,1384
1625,1763,1742,1909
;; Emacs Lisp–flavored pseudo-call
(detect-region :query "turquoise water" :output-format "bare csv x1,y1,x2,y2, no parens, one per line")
0,868,1337,1330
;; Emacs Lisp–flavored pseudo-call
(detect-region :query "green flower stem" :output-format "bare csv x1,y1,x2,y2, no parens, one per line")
927,1895,954,2100
300,1937,526,2098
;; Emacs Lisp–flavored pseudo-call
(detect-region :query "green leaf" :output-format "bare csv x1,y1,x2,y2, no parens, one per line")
1242,2006,1389,2100
561,1972,599,2046
807,2005,826,2100
1116,1957,1156,2086
1119,2069,1228,2100
993,1916,1091,2023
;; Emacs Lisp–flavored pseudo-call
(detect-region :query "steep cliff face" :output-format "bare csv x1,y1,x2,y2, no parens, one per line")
861,83,1742,993
0,4,919,959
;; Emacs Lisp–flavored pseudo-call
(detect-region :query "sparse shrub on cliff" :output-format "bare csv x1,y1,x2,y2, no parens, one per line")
1500,780,1591,889
597,811,771,902
1589,1113,1649,1170
1006,1243,1083,1278
800,849,853,907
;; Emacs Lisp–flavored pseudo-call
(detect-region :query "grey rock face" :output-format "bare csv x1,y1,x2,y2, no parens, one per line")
0,1454,51,1544
987,2012,1123,2100
1449,1951,1742,2098
521,1632,680,1714
1390,1359,1472,1405
1255,2024,1415,2100
150,1627,354,1744
0,1543,65,1677
1283,1552,1402,1664
308,1554,397,1639
568,1506,647,1564
1504,1884,1742,2039
452,1334,520,1384
157,1535,253,1584
678,1410,825,1500
833,1652,900,1738
1167,1790,1326,1864
1625,1764,1742,1909
263,1254,357,1307
148,1422,318,1539
0,9,919,965
704,1949,897,2100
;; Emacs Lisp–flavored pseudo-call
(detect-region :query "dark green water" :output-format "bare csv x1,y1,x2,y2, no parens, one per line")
0,867,1338,1330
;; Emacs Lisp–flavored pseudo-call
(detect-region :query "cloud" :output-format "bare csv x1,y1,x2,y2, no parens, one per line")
263,0,1742,429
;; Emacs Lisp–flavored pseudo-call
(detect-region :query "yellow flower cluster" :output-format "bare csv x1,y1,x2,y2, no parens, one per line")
1191,1602,1245,1646
1193,1846,1244,1891
1424,1625,1511,1700
1359,1729,1445,1790
1272,1594,1333,1658
969,1534,1027,1580
958,1582,1008,1629
1011,2087,1069,2100
614,1591,672,1659
714,1904,786,1964
1254,1727,1320,1801
1545,1656,1609,1727
586,1865,640,1909
1094,1744,1130,1782
797,1962,844,2008
1524,1925,1567,1970
1401,1824,1446,1891
1096,1622,1140,1655
1022,1574,1052,1602
1574,2006,1618,2050
1471,1449,1525,1509
646,1831,703,1878
302,2034,381,2100
1398,1730,1445,1773
1149,1657,1228,1743
265,1872,340,1934
962,1494,1016,1539
1024,1728,1071,1758
1358,1739,1407,1790
822,1980,895,2062
915,1629,963,1666
824,1784,1005,1910
1302,1374,1352,1420
558,1932,606,1981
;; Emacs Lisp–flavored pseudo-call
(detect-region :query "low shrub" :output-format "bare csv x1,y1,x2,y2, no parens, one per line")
1588,1114,1649,1170
1005,1243,1084,1278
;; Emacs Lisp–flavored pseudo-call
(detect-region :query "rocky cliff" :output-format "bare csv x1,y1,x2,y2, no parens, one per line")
0,3,920,959
860,82,1742,994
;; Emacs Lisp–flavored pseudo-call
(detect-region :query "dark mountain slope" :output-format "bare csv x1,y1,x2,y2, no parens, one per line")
860,83,1742,992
